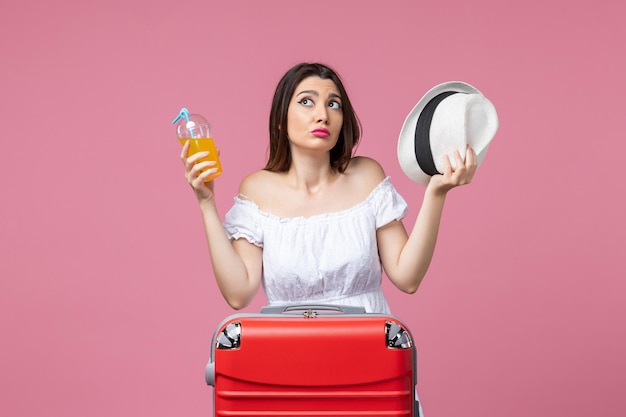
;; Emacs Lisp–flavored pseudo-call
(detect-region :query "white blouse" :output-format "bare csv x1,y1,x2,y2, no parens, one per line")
223,177,408,314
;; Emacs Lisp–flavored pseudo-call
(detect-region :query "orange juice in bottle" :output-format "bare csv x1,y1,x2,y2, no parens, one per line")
173,108,222,182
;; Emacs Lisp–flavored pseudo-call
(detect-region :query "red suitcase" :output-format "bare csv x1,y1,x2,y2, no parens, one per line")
205,304,418,416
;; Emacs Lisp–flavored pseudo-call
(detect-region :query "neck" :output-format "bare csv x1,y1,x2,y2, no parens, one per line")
286,153,337,195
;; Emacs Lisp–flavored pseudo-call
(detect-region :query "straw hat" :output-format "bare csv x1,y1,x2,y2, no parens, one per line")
397,81,499,186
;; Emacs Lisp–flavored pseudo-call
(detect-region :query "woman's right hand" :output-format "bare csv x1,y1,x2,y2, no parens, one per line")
180,140,218,202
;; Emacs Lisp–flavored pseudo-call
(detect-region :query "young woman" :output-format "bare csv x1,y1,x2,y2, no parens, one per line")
181,62,476,313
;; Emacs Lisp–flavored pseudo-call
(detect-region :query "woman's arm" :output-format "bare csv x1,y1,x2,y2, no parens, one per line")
182,143,262,309
197,199,262,309
378,146,477,293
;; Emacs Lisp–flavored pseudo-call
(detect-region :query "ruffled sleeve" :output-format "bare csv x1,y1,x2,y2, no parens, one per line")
370,177,409,229
223,197,264,248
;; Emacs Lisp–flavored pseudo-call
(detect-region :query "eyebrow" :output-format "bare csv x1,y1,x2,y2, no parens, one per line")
296,90,342,100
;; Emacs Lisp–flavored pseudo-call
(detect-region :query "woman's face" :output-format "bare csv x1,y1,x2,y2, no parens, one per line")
286,76,344,154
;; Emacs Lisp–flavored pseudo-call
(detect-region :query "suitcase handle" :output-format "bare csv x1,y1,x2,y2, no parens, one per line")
260,304,366,315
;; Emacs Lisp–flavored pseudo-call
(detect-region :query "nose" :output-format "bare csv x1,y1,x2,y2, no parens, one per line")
315,104,328,124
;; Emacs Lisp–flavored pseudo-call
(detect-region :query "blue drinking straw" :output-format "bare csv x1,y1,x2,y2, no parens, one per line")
172,108,197,138
172,107,190,124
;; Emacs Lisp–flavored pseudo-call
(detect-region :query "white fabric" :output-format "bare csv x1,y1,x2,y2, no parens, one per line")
223,176,408,314
429,92,497,172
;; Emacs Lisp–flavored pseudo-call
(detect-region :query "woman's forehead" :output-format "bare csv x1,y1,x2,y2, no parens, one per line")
294,76,340,96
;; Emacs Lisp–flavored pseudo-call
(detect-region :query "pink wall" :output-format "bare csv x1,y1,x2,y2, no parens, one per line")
1,1,625,416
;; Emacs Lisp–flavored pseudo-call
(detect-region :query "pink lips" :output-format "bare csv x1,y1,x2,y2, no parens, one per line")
312,128,330,138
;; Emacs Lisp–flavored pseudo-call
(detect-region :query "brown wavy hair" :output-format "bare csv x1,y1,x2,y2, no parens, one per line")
265,63,361,173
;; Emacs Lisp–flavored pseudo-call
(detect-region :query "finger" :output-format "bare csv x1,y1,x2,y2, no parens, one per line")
453,148,465,168
198,168,218,182
185,152,211,171
192,160,216,173
465,145,477,168
187,151,210,164
449,149,470,182
442,153,453,176
187,161,214,181
190,175,209,190
191,169,218,191
180,140,190,160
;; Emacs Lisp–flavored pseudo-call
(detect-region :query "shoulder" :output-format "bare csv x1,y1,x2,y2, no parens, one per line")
239,169,272,194
347,156,386,177
345,156,387,190
239,169,283,206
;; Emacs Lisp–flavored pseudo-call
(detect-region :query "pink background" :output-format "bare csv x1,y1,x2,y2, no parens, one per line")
1,1,625,416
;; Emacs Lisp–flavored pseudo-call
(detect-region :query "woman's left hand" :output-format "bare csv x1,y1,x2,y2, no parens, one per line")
427,145,477,194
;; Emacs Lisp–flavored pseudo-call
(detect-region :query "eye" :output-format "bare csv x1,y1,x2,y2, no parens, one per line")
328,100,342,110
298,98,313,106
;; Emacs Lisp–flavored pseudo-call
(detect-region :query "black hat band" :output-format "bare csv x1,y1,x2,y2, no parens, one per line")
414,91,458,176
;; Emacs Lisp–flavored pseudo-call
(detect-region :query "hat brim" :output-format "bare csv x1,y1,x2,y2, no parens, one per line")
397,81,486,186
